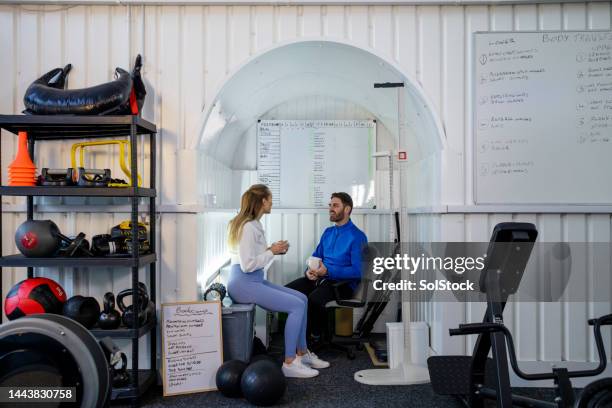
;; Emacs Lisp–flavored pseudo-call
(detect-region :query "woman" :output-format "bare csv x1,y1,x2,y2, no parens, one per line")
227,184,329,378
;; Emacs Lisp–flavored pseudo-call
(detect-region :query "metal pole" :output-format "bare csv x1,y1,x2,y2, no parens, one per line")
149,129,157,380
130,121,140,405
27,135,35,279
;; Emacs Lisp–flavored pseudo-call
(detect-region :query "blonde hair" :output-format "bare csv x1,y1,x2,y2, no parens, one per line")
228,184,271,249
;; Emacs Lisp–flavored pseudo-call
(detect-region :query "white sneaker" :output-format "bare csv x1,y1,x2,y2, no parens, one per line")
300,350,330,369
282,359,319,378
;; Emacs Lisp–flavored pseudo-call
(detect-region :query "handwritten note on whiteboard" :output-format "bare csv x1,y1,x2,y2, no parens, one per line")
161,301,223,396
474,31,612,204
257,120,376,208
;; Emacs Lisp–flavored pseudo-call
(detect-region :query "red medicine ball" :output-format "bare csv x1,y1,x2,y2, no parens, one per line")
4,277,67,320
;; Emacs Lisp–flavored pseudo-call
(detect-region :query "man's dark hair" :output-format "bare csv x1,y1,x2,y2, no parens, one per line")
331,192,353,214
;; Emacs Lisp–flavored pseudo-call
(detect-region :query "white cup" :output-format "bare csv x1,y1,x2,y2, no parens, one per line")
307,256,321,270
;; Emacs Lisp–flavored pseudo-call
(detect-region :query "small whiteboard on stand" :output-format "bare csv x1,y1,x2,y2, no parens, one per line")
161,301,223,396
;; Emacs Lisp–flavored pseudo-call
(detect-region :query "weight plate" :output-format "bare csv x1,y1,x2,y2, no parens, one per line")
0,315,110,408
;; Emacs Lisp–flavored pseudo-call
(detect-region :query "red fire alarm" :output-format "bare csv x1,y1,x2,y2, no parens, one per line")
398,151,407,161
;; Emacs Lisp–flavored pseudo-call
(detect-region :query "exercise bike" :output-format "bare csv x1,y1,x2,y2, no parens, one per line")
427,222,612,408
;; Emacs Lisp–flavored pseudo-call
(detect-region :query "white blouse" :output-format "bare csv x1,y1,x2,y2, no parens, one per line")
229,220,274,273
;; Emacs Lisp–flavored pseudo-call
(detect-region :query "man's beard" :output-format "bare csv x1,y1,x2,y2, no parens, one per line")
329,211,342,222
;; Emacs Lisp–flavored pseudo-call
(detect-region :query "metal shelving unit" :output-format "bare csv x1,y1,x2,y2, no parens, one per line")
0,114,157,407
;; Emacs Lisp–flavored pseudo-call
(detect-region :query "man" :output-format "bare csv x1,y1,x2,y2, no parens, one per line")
286,192,368,346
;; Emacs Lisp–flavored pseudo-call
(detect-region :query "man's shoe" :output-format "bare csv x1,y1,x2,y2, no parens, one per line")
282,359,319,378
308,334,324,351
300,350,330,369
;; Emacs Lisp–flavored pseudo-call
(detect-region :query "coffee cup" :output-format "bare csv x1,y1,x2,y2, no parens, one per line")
307,256,321,270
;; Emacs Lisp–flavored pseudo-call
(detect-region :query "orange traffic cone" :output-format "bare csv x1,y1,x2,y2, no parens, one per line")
8,131,36,186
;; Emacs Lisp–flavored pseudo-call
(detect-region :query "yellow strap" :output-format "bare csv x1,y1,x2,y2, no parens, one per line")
70,140,142,187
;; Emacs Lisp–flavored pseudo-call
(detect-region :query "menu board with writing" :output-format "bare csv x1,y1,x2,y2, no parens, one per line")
161,301,223,396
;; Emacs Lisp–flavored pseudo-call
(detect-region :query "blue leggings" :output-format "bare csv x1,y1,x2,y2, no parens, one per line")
228,264,308,359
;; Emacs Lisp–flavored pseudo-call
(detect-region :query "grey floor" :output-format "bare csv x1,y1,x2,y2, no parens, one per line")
117,343,557,408
119,348,460,408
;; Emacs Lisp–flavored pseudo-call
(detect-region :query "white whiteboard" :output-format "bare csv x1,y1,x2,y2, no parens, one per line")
161,301,223,396
474,31,612,205
257,120,376,208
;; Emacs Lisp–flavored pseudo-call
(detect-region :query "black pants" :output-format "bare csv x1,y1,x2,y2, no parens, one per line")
285,277,353,338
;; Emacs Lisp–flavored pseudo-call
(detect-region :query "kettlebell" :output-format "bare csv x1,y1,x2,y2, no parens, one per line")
138,282,156,324
62,295,101,329
98,292,121,330
117,285,149,328
111,352,130,387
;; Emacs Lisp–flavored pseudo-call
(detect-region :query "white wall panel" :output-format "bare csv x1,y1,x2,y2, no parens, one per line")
324,5,346,38
229,6,251,69
461,5,488,205
372,6,394,59
0,6,15,195
181,7,206,148
417,6,442,113
278,5,299,40
347,5,369,46
302,5,323,36
440,5,465,206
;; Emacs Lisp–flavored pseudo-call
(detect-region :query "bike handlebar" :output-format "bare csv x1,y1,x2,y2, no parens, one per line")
449,313,610,381
588,313,612,327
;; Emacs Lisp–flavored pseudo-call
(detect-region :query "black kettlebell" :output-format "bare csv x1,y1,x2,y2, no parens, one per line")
111,353,130,387
98,292,121,330
62,295,101,329
117,285,149,328
138,282,156,324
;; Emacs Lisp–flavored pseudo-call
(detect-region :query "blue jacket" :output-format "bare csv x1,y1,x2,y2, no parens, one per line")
313,219,368,287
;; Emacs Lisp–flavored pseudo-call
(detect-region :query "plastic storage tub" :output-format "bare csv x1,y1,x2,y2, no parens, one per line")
222,303,255,362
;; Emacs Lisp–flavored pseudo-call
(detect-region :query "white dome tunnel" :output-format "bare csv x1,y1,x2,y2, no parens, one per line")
196,39,446,210
194,40,447,332
194,39,447,347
